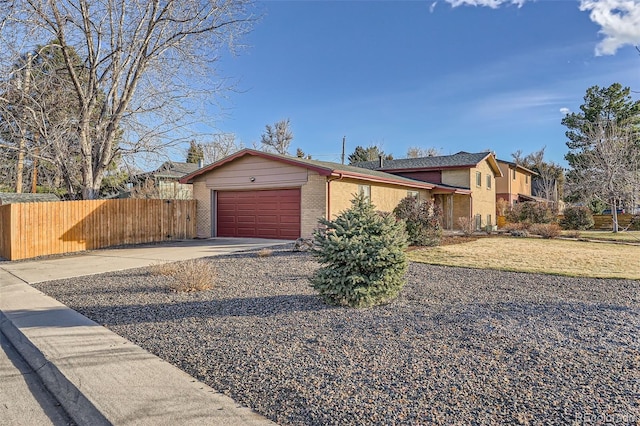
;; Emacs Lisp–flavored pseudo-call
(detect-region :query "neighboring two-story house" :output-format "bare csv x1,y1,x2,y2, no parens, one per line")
354,151,502,230
495,160,538,211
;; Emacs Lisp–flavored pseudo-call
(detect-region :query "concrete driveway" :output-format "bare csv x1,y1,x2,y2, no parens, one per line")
1,237,289,284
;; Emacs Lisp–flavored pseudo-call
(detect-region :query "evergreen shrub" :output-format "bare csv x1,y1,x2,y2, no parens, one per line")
310,193,408,308
560,206,594,230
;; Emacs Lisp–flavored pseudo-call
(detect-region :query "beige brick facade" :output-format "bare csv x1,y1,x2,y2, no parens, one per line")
192,180,211,238
329,178,431,218
452,194,471,229
300,171,327,238
471,160,497,229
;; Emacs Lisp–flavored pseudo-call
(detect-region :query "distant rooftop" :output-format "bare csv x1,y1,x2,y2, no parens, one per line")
0,193,60,205
137,161,200,180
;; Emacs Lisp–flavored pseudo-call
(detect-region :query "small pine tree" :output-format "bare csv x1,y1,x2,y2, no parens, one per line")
310,193,409,308
186,141,204,164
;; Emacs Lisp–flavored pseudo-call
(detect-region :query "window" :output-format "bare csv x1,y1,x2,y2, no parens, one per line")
486,174,492,189
512,169,516,180
358,184,371,200
525,175,529,184
475,214,482,230
487,214,492,227
476,171,482,187
407,190,419,199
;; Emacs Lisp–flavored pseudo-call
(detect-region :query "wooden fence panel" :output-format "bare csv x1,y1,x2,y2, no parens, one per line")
592,214,633,230
0,204,11,260
0,199,196,260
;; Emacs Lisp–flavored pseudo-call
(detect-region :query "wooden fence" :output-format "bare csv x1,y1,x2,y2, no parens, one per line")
0,199,196,261
592,214,634,230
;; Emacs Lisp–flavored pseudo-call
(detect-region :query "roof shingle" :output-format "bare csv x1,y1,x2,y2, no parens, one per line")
354,151,492,171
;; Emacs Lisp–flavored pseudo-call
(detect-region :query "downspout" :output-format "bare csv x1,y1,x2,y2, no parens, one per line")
327,173,344,220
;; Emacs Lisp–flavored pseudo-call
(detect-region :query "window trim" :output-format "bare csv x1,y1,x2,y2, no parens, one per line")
486,174,492,190
358,184,371,200
475,171,482,187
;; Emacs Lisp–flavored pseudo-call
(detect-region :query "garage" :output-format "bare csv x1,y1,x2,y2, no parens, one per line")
216,189,301,239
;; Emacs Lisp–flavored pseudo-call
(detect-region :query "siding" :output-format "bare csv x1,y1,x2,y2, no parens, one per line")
394,170,442,184
205,155,308,190
441,169,470,188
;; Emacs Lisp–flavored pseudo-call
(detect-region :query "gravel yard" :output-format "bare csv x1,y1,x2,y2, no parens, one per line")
32,248,640,425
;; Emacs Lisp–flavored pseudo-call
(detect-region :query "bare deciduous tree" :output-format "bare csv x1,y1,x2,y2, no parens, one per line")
260,118,293,155
406,146,441,158
565,120,640,232
202,133,244,163
511,147,565,206
0,0,253,199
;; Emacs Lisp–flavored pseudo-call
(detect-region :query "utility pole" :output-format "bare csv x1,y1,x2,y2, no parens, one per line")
341,136,346,165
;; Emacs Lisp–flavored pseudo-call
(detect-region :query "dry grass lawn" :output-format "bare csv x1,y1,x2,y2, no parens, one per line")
569,230,640,242
409,236,640,280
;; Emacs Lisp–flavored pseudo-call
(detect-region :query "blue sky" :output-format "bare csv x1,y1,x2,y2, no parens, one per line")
197,0,640,166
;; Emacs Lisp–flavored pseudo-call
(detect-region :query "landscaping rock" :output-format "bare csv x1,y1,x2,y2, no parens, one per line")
32,249,640,425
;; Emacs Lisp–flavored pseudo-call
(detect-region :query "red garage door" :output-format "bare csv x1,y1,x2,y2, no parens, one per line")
216,189,301,239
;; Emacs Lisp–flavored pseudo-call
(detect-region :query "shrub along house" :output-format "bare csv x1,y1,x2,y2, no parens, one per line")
180,149,469,239
354,151,502,231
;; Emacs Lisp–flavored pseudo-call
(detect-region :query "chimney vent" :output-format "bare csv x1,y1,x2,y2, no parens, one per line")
378,154,384,168
198,159,204,168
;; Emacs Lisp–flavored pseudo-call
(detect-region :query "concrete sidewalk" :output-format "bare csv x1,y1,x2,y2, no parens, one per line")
0,238,285,425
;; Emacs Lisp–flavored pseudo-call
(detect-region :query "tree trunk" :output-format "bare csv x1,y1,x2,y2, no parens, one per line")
612,199,619,233
15,139,24,193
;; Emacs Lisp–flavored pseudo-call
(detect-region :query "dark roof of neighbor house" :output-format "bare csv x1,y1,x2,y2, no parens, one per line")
136,161,200,180
354,151,489,170
180,149,471,194
0,193,60,205
496,159,538,176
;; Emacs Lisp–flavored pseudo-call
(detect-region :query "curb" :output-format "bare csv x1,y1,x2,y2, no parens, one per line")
0,310,111,425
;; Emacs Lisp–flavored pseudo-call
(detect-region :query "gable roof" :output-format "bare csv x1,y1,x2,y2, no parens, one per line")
355,151,503,177
0,193,60,205
496,159,538,176
180,149,471,194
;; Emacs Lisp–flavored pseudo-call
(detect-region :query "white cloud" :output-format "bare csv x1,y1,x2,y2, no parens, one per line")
579,0,640,55
445,0,526,9
560,107,571,115
430,1,438,13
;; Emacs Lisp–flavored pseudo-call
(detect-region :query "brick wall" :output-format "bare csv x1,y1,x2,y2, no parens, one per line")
300,172,327,238
329,178,431,218
472,160,498,228
452,194,471,229
192,180,211,238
